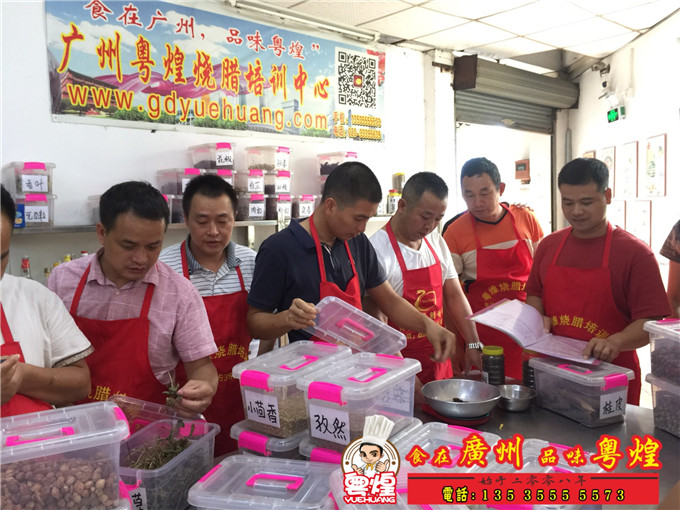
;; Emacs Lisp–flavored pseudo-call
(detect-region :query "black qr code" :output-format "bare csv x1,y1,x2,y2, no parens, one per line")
336,50,377,109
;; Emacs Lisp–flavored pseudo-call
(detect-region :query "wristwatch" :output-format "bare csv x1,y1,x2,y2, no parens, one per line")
467,342,483,350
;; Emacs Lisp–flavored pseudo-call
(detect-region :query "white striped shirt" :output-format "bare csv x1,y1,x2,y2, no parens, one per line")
159,237,256,296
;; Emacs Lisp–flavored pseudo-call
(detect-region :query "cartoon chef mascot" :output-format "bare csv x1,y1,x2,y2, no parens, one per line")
351,415,396,478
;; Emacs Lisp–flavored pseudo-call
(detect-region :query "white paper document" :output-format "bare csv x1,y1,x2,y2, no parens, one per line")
469,299,597,364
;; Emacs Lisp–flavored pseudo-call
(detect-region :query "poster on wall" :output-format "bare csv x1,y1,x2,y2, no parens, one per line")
45,0,385,141
609,199,626,230
639,134,666,196
615,141,637,198
627,200,652,246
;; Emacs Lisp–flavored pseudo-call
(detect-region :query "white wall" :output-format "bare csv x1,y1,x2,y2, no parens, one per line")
1,1,431,276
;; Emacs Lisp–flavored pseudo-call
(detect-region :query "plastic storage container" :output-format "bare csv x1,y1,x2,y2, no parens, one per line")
231,420,306,459
215,168,235,187
644,319,680,384
266,194,292,220
0,401,130,510
189,142,234,170
88,194,101,224
187,456,336,510
317,151,357,175
235,169,274,194
303,296,407,355
164,194,184,223
529,356,634,427
246,145,291,172
119,419,219,510
292,194,317,219
236,193,268,221
646,373,680,437
108,394,202,434
264,170,293,194
14,193,55,227
157,168,202,194
232,341,353,438
297,353,421,449
2,161,54,195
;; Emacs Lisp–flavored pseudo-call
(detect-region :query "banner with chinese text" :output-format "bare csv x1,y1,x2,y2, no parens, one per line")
46,0,385,141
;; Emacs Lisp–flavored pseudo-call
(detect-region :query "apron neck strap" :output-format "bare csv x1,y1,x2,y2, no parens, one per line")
180,240,191,280
309,214,355,284
70,264,91,315
0,304,14,344
469,204,521,249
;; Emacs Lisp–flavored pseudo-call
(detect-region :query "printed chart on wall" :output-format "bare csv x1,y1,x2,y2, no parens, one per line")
45,0,385,141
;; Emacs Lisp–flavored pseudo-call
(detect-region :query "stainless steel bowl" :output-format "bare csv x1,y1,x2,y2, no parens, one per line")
497,384,536,412
422,379,501,418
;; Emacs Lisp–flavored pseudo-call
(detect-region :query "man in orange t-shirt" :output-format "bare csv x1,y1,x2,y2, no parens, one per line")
442,157,543,379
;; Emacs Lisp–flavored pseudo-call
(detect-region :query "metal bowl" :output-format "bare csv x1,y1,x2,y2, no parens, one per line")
422,379,501,418
497,384,536,412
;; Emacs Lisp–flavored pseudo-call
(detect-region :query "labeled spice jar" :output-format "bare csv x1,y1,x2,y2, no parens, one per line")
482,345,505,385
392,172,405,193
386,189,400,215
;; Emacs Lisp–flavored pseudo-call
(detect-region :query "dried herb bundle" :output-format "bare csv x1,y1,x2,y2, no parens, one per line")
163,373,181,408
128,421,194,470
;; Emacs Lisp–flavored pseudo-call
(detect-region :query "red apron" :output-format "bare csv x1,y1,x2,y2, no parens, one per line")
177,241,250,456
385,221,452,383
0,305,53,416
543,223,641,405
466,204,534,379
70,264,168,404
309,215,362,307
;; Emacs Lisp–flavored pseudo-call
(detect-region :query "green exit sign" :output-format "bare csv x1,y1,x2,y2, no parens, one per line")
607,105,626,123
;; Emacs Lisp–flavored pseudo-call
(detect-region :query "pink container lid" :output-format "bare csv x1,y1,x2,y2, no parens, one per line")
277,147,290,153
301,194,315,201
25,194,48,202
215,142,232,149
249,169,263,177
22,162,47,170
251,193,264,201
278,194,291,201
217,169,233,177
184,168,201,175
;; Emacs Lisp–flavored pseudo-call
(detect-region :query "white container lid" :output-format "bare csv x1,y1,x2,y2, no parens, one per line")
644,318,680,342
296,352,421,402
232,340,352,391
187,455,335,510
189,142,233,150
230,420,308,454
529,356,633,388
303,296,407,355
646,373,680,396
1,401,130,464
108,394,201,433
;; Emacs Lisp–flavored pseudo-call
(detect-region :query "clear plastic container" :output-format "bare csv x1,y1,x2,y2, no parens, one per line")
263,170,294,195
246,145,291,172
0,401,130,510
156,168,202,194
232,341,353,438
266,194,292,221
645,373,680,437
303,296,407,355
231,420,306,459
164,194,184,223
14,193,55,227
188,142,234,170
236,193,268,221
297,353,421,449
529,356,634,427
215,168,235,187
108,394,202,434
119,419,219,510
187,456,336,510
644,319,680,384
88,194,101,224
317,151,357,175
235,169,275,194
292,194,317,219
2,161,54,195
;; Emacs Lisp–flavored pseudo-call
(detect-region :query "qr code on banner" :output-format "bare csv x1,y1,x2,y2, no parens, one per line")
336,49,377,109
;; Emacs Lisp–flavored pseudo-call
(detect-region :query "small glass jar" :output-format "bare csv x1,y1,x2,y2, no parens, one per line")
482,345,505,385
522,349,539,389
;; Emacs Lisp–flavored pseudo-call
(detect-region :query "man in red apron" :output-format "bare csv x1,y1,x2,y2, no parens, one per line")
526,158,671,405
367,172,483,383
160,175,255,456
247,162,456,364
443,158,544,379
1,185,92,417
48,182,218,415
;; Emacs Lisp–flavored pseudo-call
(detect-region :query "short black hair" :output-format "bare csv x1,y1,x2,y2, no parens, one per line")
402,172,448,204
1,185,16,228
460,157,502,190
99,181,169,231
359,442,384,457
558,158,609,193
321,161,382,207
182,174,238,217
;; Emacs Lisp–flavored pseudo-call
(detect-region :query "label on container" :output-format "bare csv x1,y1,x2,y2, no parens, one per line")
378,379,412,413
275,172,291,193
25,205,49,223
599,390,626,419
215,147,234,167
275,150,290,171
299,201,314,217
21,174,48,193
127,487,147,510
248,200,265,218
308,403,350,445
244,389,280,427
247,176,264,192
277,201,292,218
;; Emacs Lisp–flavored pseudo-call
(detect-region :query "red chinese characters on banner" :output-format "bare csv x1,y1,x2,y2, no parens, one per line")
626,435,663,470
293,63,308,105
221,57,241,95
493,434,524,470
176,15,195,39
288,40,305,59
84,0,113,21
57,23,85,73
193,50,216,90
116,3,142,27
590,435,624,471
247,30,266,52
268,35,286,57
563,444,588,467
457,433,491,468
131,35,155,84
245,59,265,96
226,27,243,45
538,446,559,467
163,44,187,84
96,32,123,83
405,445,430,467
314,78,330,99
146,9,167,30
269,64,288,100
431,446,454,468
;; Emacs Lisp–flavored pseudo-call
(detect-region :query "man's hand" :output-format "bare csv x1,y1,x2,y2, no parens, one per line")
1,355,21,405
465,348,483,372
424,322,456,363
176,379,215,415
287,298,317,330
583,335,621,363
